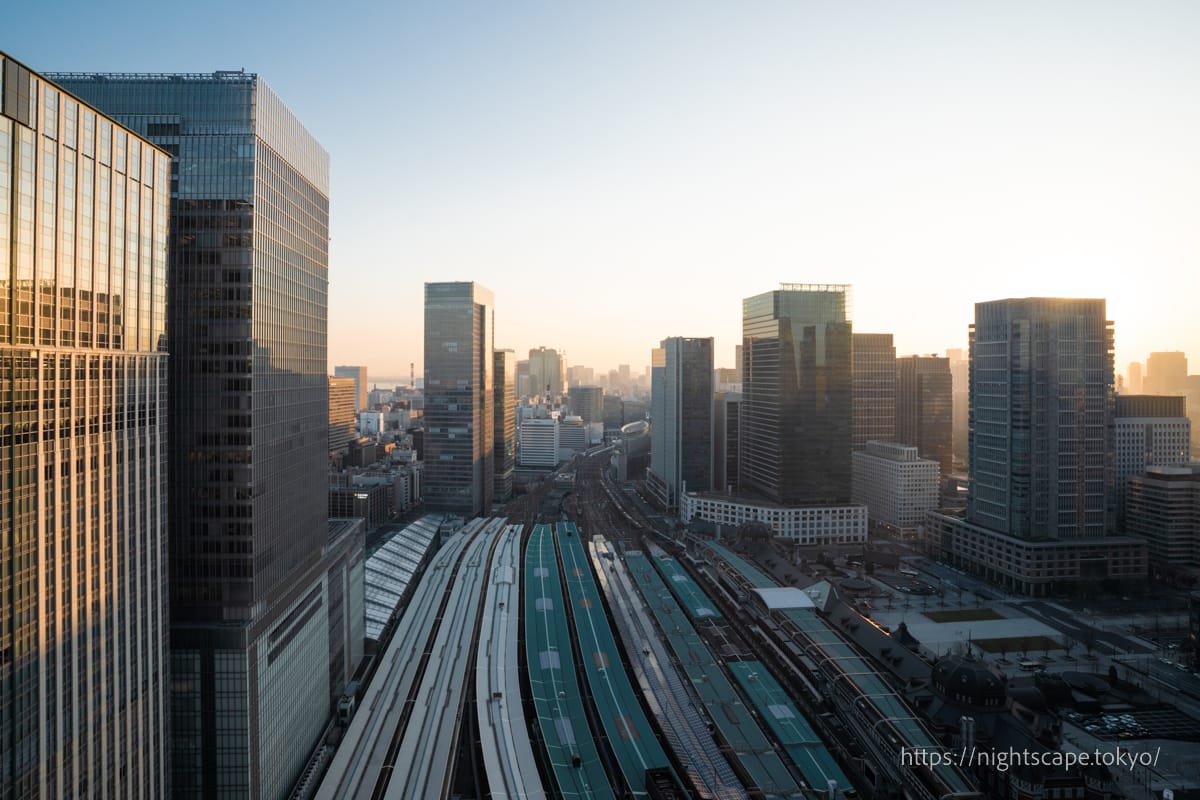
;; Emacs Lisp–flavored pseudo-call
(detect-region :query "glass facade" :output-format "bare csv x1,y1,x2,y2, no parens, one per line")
1,53,170,799
648,337,713,510
741,285,853,505
51,69,332,800
493,349,516,502
851,332,896,451
967,298,1115,540
895,355,953,478
423,282,494,516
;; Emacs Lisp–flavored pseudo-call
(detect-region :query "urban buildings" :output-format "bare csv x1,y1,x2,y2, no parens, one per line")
54,66,342,800
423,282,494,516
528,345,565,397
334,364,368,411
647,337,714,512
1126,361,1144,394
851,332,896,451
567,384,603,426
493,348,516,502
0,54,172,799
680,494,868,546
1113,394,1191,525
329,375,357,453
895,354,953,479
712,392,741,494
740,284,853,505
852,441,940,539
1126,465,1200,567
519,417,559,467
946,347,969,469
1145,351,1188,395
924,298,1147,595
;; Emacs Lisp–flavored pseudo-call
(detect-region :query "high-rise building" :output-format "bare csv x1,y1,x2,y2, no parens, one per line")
334,365,368,411
493,349,516,502
647,337,714,511
1145,351,1188,396
51,66,335,799
925,298,1147,595
1114,395,1191,526
852,442,940,539
741,284,852,505
851,333,896,451
947,347,969,469
515,358,531,399
895,355,953,479
528,346,564,397
329,376,357,453
0,54,172,799
1126,361,1143,394
713,392,742,494
567,384,603,426
519,417,559,467
423,282,494,515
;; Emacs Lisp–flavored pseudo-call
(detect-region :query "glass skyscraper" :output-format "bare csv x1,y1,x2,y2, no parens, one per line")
1,54,171,799
424,282,494,516
741,284,853,505
53,69,332,800
493,348,516,502
648,337,713,511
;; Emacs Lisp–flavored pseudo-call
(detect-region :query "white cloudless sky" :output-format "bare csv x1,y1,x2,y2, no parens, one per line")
11,1,1200,378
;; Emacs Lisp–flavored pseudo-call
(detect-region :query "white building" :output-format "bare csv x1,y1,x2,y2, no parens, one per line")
520,417,560,468
358,410,385,437
559,415,587,461
1114,395,1191,524
680,492,867,546
851,440,940,539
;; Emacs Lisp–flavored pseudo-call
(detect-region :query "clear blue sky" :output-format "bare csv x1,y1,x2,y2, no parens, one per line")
10,1,1200,378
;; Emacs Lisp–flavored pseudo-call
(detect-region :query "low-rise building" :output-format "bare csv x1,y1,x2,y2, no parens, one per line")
1125,464,1200,567
681,493,867,546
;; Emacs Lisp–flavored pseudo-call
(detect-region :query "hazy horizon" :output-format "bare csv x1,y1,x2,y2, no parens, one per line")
11,1,1200,379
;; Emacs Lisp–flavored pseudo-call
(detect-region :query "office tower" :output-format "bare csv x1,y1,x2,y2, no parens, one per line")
947,347,969,469
895,355,953,479
515,358,531,398
1126,465,1200,567
1127,361,1143,394
528,346,564,397
851,333,896,450
926,298,1147,596
1114,395,1191,526
713,392,742,493
1145,351,1188,395
423,282,494,515
329,376,357,453
567,384,603,426
54,68,333,800
734,344,744,383
0,54,171,799
647,337,714,510
334,365,368,411
493,349,516,502
519,417,559,467
741,284,852,505
852,442,940,539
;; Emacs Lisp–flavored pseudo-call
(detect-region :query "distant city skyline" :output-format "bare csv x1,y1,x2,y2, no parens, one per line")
11,2,1200,376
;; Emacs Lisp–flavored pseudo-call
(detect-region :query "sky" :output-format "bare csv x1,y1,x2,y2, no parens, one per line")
9,1,1200,378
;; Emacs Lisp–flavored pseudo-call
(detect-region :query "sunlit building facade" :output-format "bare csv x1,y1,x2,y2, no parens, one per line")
329,375,356,453
53,68,333,800
1,54,171,799
851,332,896,451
